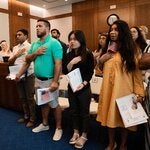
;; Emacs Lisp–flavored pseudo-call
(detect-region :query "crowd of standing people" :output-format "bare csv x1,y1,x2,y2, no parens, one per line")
0,18,149,150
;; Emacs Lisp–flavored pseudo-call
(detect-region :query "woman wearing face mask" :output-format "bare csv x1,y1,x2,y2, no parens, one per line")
96,20,145,150
62,30,94,149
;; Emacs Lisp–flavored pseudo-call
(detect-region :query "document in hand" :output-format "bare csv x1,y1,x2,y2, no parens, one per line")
116,93,148,128
67,68,83,92
7,65,24,80
36,88,55,105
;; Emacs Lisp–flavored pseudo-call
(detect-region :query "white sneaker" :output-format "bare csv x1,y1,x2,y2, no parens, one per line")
32,123,49,133
53,128,63,141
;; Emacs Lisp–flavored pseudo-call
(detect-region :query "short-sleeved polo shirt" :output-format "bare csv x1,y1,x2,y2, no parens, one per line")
28,35,62,78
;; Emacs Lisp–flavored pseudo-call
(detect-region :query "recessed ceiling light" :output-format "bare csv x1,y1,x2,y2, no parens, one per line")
65,0,68,1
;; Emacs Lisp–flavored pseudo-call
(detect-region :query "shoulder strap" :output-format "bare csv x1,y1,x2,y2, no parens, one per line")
145,45,150,53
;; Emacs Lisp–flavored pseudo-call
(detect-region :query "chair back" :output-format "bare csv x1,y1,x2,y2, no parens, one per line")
90,75,103,95
59,75,68,90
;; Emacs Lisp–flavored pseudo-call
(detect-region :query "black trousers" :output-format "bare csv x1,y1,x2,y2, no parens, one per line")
68,85,91,133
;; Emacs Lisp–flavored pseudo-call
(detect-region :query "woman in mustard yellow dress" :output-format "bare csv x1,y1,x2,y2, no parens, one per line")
96,20,145,150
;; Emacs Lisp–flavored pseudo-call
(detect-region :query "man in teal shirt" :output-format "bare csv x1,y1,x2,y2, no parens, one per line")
23,19,63,141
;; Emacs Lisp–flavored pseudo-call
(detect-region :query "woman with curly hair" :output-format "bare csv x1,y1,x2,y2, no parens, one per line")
96,20,145,150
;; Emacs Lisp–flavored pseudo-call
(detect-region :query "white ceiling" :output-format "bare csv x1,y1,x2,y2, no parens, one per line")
17,0,85,9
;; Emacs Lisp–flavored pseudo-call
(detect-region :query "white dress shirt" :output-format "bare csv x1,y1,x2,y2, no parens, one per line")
12,40,34,76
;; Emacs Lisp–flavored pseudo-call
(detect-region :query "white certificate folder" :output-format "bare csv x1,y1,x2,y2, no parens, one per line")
8,65,24,80
67,68,83,92
36,88,55,105
116,93,148,128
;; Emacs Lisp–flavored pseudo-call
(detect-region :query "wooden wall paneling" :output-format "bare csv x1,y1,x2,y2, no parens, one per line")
8,0,30,48
97,0,135,30
135,0,150,5
135,3,150,38
73,0,133,51
128,2,135,27
73,11,95,51
72,0,97,12
107,7,131,25
72,0,150,50
97,0,132,11
0,8,9,14
97,11,110,33
93,9,99,51
72,0,99,51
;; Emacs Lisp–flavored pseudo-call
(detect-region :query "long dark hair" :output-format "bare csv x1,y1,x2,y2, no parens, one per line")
130,26,147,53
102,20,136,72
68,30,87,61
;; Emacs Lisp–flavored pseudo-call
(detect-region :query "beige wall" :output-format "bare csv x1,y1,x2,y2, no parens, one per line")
0,13,9,45
0,0,72,47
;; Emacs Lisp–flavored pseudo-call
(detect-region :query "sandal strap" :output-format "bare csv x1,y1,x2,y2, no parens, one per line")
71,133,79,140
75,136,88,149
73,133,79,136
69,133,79,144
80,136,88,141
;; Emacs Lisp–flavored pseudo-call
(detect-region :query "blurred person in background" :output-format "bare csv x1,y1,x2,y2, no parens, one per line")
51,28,68,57
0,40,12,61
139,25,150,45
93,32,107,77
